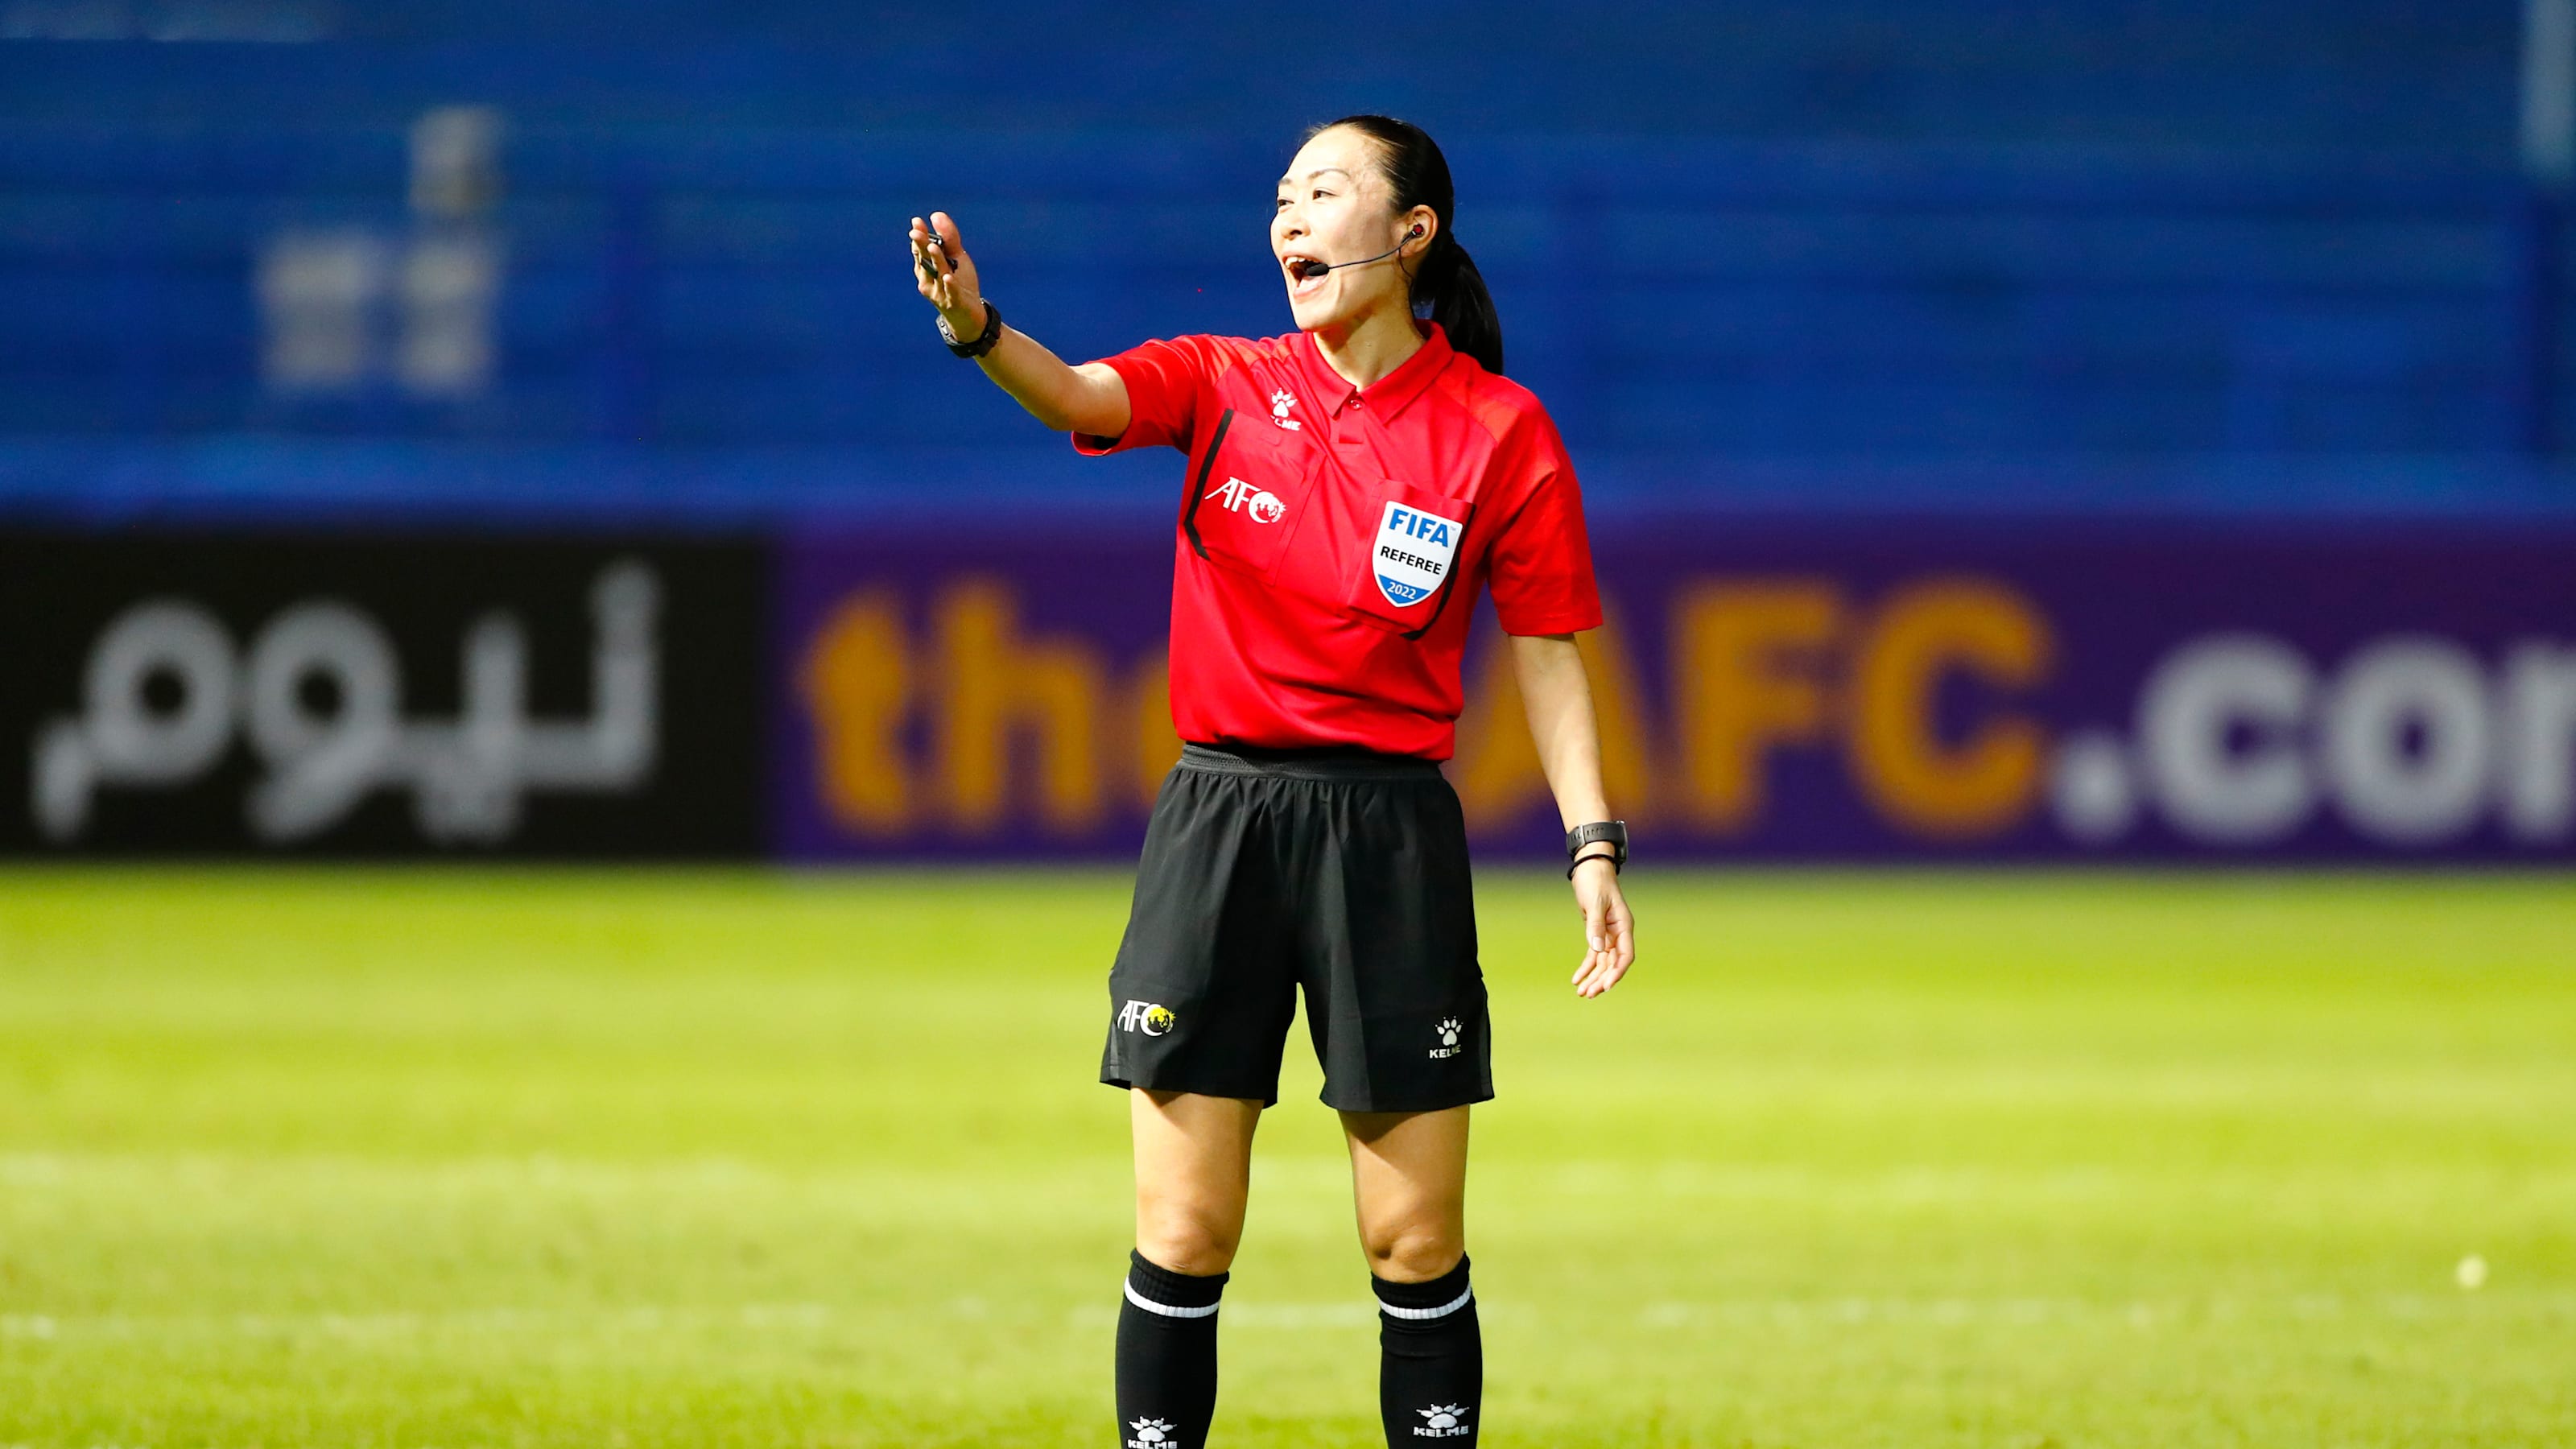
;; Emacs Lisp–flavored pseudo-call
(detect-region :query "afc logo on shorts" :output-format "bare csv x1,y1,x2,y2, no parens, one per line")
1117,1000,1178,1037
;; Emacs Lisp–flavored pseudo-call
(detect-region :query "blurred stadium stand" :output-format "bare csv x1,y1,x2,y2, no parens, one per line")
2,0,2570,525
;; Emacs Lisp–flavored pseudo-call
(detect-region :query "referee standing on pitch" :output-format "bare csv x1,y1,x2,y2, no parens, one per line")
909,114,1636,1449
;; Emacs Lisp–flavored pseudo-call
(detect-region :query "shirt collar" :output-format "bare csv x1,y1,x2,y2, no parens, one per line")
1294,320,1453,423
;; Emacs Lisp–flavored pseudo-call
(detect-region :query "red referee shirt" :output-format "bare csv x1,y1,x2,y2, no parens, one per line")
1074,320,1602,760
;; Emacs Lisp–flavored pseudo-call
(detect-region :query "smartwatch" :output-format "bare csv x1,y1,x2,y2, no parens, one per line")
938,298,1004,359
1565,820,1628,876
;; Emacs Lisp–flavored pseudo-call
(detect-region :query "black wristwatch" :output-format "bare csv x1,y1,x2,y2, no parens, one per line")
937,298,1004,358
1566,820,1628,876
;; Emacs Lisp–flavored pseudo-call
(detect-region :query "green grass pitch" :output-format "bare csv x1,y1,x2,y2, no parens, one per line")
1,869,2570,1447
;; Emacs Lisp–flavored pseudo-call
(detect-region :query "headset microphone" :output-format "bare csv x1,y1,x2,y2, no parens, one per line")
1293,227,1424,279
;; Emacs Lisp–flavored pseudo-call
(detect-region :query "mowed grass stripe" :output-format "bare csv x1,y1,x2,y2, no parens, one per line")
1,869,2570,1447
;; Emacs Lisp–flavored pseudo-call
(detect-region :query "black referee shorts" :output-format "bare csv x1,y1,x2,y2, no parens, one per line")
1100,741,1492,1114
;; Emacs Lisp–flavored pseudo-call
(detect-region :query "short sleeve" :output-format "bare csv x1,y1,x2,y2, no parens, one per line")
1484,413,1604,636
1071,334,1227,456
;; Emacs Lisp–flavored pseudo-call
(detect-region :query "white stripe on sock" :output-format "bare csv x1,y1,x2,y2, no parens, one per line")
1377,1284,1474,1321
1124,1280,1220,1319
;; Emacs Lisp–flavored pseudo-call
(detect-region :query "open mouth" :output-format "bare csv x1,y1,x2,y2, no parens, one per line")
1282,254,1325,297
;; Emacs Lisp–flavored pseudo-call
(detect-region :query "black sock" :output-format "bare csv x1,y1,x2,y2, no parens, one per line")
1376,1254,1481,1445
1115,1249,1226,1449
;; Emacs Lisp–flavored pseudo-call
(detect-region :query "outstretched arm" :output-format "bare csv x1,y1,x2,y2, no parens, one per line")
1508,631,1637,997
909,210,1131,438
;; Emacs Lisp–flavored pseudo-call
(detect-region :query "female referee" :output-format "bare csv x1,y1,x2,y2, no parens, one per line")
907,114,1635,1449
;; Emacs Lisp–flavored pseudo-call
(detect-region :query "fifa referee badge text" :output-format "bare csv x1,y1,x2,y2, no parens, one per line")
1373,502,1464,608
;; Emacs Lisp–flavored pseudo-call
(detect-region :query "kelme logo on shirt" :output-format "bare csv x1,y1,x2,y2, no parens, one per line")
1374,501,1463,608
1205,477,1285,524
1269,388,1302,429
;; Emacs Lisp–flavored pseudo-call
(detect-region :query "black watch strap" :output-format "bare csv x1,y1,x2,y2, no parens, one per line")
938,298,1003,358
1566,819,1628,875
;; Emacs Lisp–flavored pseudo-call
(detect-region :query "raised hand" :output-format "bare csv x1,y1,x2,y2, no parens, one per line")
898,208,1130,440
908,210,985,340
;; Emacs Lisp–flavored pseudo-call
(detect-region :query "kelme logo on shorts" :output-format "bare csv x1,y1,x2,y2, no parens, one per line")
1117,1001,1177,1037
1427,1017,1463,1059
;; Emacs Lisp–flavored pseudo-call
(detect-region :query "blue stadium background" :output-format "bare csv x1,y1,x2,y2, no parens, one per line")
5,0,2573,527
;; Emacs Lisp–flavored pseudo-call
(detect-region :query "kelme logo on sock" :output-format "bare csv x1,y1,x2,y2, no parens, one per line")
1127,1416,1177,1447
1414,1403,1472,1437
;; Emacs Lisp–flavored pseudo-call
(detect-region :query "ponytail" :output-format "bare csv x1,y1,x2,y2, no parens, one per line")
1305,114,1505,376
1412,233,1503,377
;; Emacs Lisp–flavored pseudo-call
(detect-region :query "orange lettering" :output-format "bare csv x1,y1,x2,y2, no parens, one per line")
930,577,1108,833
1126,651,1183,810
800,589,912,836
1450,610,1656,836
1670,581,1843,832
1846,578,2052,840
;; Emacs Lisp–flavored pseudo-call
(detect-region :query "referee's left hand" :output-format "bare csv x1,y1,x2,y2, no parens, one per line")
1570,858,1634,997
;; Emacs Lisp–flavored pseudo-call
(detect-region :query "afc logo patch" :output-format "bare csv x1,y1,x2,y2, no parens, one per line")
1204,477,1285,524
1117,1000,1177,1037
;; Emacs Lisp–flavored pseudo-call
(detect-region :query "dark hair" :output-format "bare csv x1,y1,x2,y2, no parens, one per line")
1305,114,1504,376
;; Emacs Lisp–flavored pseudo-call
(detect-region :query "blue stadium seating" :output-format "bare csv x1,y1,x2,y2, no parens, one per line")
1,1,2570,521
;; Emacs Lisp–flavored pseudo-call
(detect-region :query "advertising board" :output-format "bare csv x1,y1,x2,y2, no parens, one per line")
772,522,2576,862
12,520,2564,864
0,532,766,858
